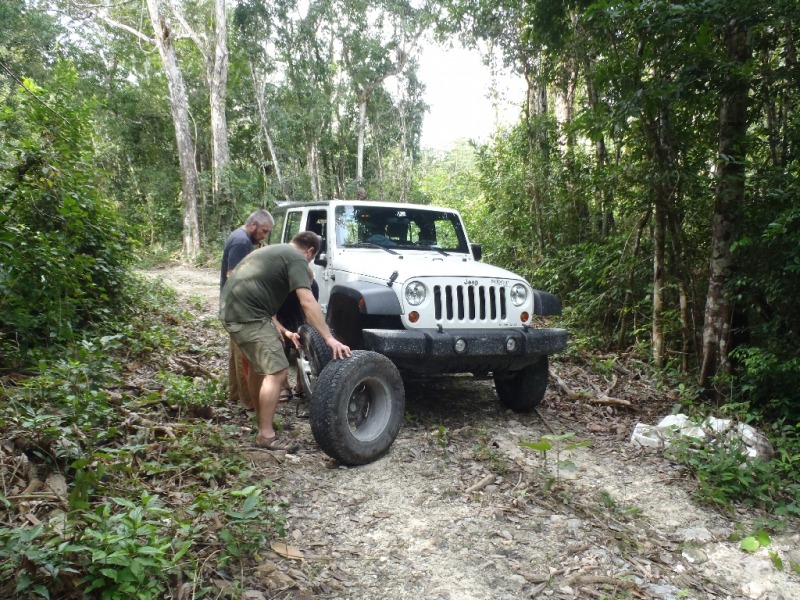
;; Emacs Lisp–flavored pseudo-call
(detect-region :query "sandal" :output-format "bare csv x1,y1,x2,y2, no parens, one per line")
255,434,300,453
279,387,294,402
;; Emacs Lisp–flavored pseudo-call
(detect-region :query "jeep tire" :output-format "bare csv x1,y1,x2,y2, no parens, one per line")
310,350,405,465
296,325,333,397
493,356,549,412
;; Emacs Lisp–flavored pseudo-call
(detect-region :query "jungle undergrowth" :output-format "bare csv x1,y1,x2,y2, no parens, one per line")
0,275,287,599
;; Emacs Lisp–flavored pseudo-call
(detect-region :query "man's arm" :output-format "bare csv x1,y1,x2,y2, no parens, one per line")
296,287,351,359
226,239,252,276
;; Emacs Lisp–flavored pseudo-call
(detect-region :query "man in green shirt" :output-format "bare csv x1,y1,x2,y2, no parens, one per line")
220,231,351,452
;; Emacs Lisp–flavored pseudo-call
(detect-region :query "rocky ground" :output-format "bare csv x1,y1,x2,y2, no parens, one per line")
145,265,800,600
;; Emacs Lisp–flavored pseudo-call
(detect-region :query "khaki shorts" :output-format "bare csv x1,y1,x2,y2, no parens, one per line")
224,319,288,376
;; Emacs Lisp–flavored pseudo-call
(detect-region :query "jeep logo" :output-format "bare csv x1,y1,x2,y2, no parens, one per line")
464,279,478,286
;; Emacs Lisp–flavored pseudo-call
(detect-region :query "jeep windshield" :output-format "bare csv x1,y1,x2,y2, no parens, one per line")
335,205,469,253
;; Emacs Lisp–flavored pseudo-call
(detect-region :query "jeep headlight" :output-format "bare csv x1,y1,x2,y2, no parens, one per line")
510,283,528,307
405,281,427,306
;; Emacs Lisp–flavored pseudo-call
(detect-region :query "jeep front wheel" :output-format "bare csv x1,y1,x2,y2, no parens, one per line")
310,351,405,466
493,356,549,412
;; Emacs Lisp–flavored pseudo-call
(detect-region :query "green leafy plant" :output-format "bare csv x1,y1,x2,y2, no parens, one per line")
597,490,643,521
739,530,785,570
0,494,191,599
432,425,449,449
520,433,591,487
669,430,800,514
189,484,286,565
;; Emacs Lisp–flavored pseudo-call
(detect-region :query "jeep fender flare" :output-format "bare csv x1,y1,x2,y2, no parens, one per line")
329,282,403,315
327,282,402,348
533,290,561,316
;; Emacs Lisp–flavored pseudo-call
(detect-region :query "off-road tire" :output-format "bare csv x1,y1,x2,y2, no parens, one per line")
310,350,405,465
493,356,549,412
296,325,333,397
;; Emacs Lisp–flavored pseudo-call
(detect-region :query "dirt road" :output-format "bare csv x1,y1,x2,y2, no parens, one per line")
146,266,799,600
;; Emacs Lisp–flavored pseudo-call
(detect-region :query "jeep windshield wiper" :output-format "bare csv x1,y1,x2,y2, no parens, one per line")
350,242,399,255
414,244,449,257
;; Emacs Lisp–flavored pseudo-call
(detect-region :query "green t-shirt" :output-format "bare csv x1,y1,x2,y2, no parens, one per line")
219,244,311,324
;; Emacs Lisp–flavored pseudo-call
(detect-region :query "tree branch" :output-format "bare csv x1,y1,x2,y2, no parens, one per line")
96,12,155,45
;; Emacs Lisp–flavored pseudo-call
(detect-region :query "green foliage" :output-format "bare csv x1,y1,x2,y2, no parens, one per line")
669,431,800,515
190,484,286,565
520,433,591,486
597,490,643,521
432,424,449,448
0,275,287,597
0,494,190,599
0,65,131,365
738,530,786,571
730,195,800,422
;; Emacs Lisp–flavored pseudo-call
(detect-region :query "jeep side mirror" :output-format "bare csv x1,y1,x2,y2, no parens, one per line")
470,243,482,261
315,239,328,266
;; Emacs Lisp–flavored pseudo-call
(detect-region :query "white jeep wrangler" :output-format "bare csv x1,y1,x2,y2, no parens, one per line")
270,200,567,465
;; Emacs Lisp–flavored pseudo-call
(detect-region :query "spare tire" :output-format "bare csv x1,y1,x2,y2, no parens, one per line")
310,351,405,466
296,325,333,397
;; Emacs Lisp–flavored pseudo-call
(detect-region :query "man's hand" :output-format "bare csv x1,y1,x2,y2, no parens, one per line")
284,330,301,349
327,337,351,360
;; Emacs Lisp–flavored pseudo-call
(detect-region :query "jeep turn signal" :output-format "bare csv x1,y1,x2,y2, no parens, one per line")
408,311,420,323
520,311,530,323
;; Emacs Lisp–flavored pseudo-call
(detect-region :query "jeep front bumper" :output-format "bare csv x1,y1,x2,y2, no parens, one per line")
362,327,568,374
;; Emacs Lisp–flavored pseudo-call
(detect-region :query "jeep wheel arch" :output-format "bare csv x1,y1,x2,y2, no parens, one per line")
327,282,402,349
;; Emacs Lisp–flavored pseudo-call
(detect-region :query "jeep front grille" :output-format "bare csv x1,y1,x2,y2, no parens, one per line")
433,284,507,322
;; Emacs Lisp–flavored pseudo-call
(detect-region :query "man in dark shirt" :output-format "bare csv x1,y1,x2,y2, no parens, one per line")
220,232,350,452
220,210,274,407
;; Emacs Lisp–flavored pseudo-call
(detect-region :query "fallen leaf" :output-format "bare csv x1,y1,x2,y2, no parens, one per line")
271,540,304,561
45,473,68,498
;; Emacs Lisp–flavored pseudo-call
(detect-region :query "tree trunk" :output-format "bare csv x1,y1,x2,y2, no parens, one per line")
306,140,322,200
170,0,230,207
523,57,547,256
209,0,230,203
617,209,651,350
356,93,368,185
652,199,666,367
249,60,289,200
146,0,200,258
699,22,751,393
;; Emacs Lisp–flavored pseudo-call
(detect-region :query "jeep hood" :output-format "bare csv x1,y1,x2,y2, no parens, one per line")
333,252,526,284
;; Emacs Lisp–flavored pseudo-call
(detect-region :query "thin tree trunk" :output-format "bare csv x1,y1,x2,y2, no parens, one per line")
617,209,651,350
524,58,547,256
146,0,200,258
249,61,289,200
306,140,322,200
356,94,368,185
371,117,385,198
699,22,751,393
617,209,652,352
209,0,230,202
652,199,666,367
664,189,696,372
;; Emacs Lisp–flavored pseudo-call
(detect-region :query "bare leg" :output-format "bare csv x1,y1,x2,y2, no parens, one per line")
248,367,288,440
228,338,255,409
